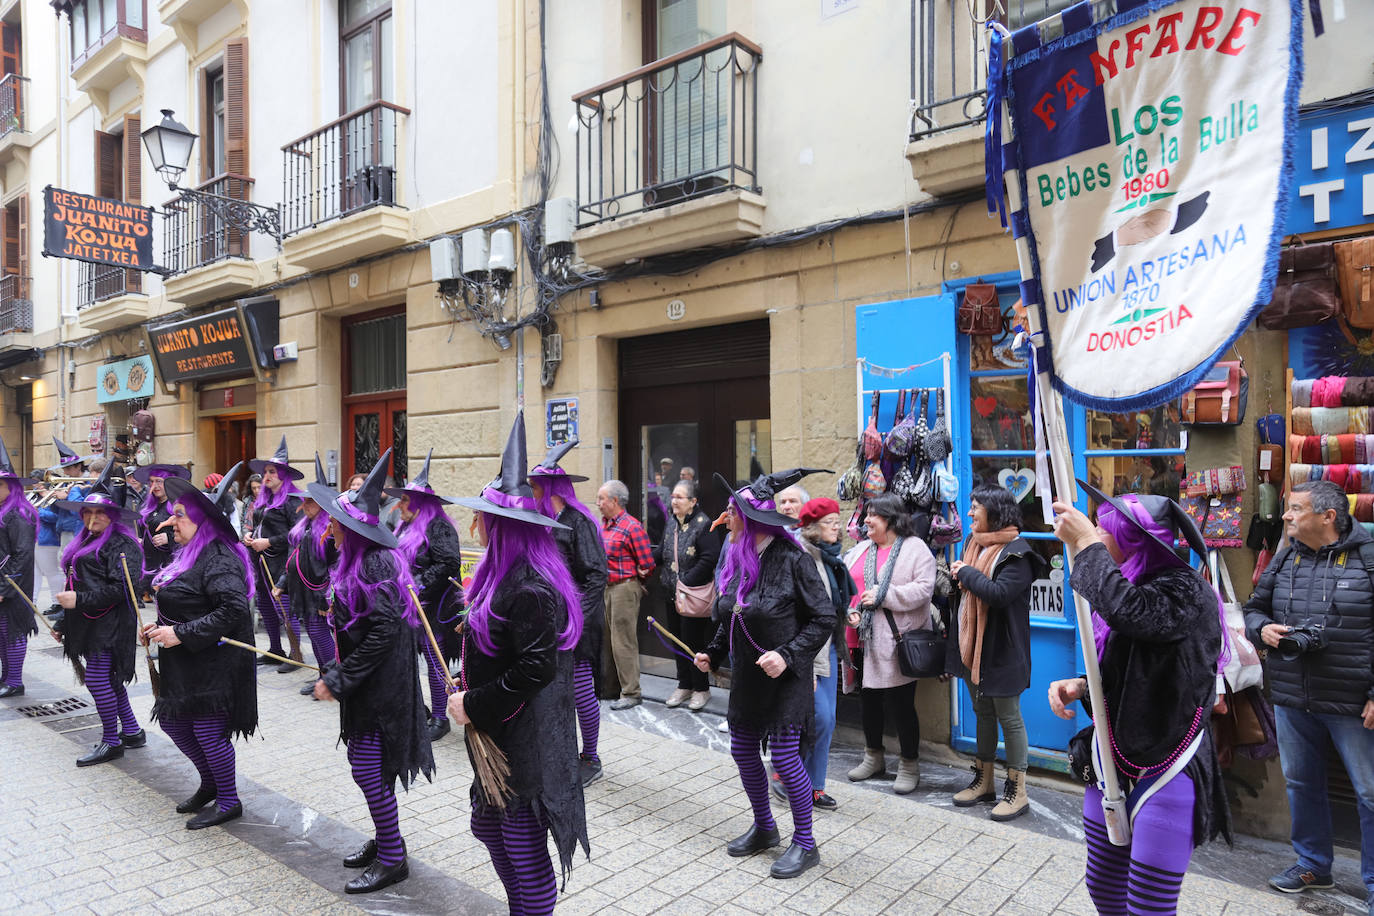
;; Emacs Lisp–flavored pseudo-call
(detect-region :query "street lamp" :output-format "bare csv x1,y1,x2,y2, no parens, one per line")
140,108,282,246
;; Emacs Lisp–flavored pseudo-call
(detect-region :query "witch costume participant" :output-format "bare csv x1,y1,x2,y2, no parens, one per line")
246,436,305,670
283,455,338,696
529,439,609,787
52,461,146,766
450,413,588,916
1049,483,1231,916
310,450,434,895
142,474,259,829
0,434,37,698
385,449,465,742
131,463,192,592
694,469,834,880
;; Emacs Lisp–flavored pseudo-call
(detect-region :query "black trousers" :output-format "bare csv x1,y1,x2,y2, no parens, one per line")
860,681,920,758
664,596,711,691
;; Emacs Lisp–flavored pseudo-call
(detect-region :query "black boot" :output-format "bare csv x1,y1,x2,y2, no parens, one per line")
256,653,279,667
345,858,410,894
726,824,780,857
426,718,451,742
770,842,820,879
120,729,147,748
76,742,124,767
0,685,24,698
176,786,216,814
275,661,296,674
299,681,316,696
187,802,243,830
343,839,378,869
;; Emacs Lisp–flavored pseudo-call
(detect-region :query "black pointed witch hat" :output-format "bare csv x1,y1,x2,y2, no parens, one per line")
314,453,329,487
50,436,93,472
310,448,398,548
528,439,588,483
453,412,568,529
53,456,138,523
384,448,453,505
1076,478,1207,563
129,462,192,486
713,466,829,528
247,435,305,480
164,463,243,541
0,433,34,486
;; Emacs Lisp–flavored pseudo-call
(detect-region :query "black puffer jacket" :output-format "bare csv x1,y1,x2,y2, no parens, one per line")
408,515,465,661
1244,524,1374,716
58,531,141,686
946,538,1043,697
0,510,36,643
553,507,607,665
152,540,258,740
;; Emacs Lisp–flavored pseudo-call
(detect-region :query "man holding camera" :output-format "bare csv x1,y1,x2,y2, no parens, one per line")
1244,480,1374,903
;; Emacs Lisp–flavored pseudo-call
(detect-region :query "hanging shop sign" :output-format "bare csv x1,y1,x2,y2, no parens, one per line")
95,354,156,404
986,0,1303,409
1288,100,1374,235
147,298,280,385
546,397,579,447
42,186,155,271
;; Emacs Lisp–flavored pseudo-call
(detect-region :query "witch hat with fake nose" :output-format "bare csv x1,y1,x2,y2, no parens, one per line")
0,433,34,486
454,412,568,529
384,448,453,505
248,435,305,480
309,448,398,548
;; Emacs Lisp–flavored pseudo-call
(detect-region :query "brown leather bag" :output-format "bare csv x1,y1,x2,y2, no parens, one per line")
1336,238,1374,329
1180,360,1248,425
956,283,1004,336
1257,242,1340,329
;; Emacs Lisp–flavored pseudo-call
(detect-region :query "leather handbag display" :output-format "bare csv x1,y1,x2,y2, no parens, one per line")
883,607,947,678
956,283,1004,336
1335,238,1374,329
1180,360,1248,425
1257,242,1340,329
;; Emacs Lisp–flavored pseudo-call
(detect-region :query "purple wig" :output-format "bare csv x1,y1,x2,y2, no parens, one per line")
289,498,330,562
396,494,452,567
254,470,301,511
0,478,37,529
152,498,256,602
1095,495,1230,674
464,510,582,656
138,475,171,532
332,526,419,630
716,490,799,608
534,475,597,527
61,510,137,574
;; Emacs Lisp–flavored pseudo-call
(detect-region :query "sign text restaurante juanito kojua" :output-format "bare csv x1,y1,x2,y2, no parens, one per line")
42,186,155,271
149,310,254,382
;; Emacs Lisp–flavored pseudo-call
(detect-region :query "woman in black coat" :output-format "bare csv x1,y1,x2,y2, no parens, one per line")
0,434,37,698
282,457,338,696
655,479,718,711
132,464,191,592
244,437,304,669
142,476,258,829
310,450,434,896
947,484,1043,821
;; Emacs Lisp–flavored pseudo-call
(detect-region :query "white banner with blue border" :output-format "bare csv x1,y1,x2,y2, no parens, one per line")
987,0,1304,410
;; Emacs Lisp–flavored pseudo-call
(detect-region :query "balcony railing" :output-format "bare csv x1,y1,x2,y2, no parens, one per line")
281,100,408,237
910,0,1097,142
0,74,28,140
62,0,148,71
162,173,255,274
77,261,136,308
574,33,762,227
0,275,31,333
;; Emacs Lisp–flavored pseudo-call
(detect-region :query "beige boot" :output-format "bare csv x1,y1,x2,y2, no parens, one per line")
847,748,886,782
990,768,1030,821
952,759,997,807
892,757,921,795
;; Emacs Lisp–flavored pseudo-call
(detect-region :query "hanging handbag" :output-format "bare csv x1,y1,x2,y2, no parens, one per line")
1257,241,1340,330
846,502,867,542
933,555,955,599
935,465,959,503
884,606,947,678
886,389,918,458
909,459,936,511
671,525,716,618
1255,413,1285,445
889,461,918,504
837,442,864,502
928,504,963,548
1182,494,1244,548
862,390,884,461
956,283,1004,336
1336,238,1374,329
924,389,952,462
1180,360,1248,425
1184,465,1247,497
910,391,930,463
862,462,888,500
1209,551,1265,693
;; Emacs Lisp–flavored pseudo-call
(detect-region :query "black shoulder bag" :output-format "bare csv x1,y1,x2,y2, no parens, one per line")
883,605,947,678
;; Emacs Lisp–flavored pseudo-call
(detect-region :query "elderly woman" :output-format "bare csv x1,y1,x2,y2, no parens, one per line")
142,475,258,828
844,492,936,795
694,469,834,880
283,456,338,697
655,479,719,712
0,435,37,698
1048,483,1230,916
52,462,145,766
948,485,1043,820
245,437,305,670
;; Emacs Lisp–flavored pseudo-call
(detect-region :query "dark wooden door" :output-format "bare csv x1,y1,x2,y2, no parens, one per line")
214,415,256,477
344,397,406,485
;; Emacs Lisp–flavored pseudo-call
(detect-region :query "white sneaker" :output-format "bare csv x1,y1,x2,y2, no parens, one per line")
717,719,730,733
665,688,692,708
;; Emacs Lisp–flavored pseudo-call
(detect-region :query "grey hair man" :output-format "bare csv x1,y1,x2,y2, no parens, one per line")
775,485,810,520
596,479,655,710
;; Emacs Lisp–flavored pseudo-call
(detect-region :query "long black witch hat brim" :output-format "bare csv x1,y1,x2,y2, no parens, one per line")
130,463,192,486
163,476,238,541
247,458,305,480
452,493,569,530
713,473,796,529
1076,478,1207,562
309,483,399,548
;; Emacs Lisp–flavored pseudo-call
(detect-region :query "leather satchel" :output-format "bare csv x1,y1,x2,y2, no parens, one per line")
883,607,947,678
1336,238,1374,329
1257,242,1340,330
956,283,1003,336
1180,360,1248,425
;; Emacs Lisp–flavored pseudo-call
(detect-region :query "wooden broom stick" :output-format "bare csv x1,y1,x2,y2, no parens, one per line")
218,636,319,671
119,554,160,698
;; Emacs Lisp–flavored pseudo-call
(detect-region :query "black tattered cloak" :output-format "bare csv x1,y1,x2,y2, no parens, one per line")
254,496,302,582
0,512,37,643
59,533,142,686
138,499,175,590
409,515,465,661
552,506,606,670
151,539,258,741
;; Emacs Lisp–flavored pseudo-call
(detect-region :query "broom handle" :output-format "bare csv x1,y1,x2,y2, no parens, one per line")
408,585,456,691
646,616,695,658
118,555,153,654
218,636,319,670
3,574,54,635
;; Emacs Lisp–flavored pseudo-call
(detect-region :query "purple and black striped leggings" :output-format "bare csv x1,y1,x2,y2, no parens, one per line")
0,615,26,687
302,610,336,668
255,586,297,655
730,725,814,850
348,732,406,867
161,713,240,813
572,659,599,761
84,652,138,746
1083,779,1194,916
471,802,557,916
421,639,450,723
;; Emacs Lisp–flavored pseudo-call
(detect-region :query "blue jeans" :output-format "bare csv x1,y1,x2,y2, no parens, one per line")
1275,705,1374,896
805,643,838,791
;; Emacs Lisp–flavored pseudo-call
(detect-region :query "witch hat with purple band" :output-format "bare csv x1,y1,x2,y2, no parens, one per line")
0,433,34,487
129,462,192,486
383,448,452,505
309,448,399,548
1076,478,1208,563
528,439,588,483
712,466,830,528
164,467,242,541
453,412,569,530
50,437,93,472
213,460,246,518
52,457,138,523
247,435,305,480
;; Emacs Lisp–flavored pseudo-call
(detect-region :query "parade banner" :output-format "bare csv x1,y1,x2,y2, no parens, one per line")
42,186,155,271
990,0,1304,410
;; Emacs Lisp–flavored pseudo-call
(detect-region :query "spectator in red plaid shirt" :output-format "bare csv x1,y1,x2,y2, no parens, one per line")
597,480,655,709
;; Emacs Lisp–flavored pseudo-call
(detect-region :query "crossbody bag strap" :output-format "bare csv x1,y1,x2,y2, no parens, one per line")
883,606,903,640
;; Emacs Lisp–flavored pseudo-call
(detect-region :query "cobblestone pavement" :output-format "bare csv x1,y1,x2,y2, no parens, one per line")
1,626,1368,915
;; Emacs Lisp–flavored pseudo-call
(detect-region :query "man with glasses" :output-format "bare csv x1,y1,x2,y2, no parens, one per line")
1244,480,1374,907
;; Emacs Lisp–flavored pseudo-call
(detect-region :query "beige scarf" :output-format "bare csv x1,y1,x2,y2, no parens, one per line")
957,527,1020,685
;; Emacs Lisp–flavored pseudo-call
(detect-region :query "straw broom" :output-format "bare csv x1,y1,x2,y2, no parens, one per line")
118,554,159,698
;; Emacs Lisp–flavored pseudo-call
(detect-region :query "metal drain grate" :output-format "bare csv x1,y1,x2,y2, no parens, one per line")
14,697,90,719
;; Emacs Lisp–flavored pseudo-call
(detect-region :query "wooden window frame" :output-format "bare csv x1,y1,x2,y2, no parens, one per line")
339,1,391,115
340,303,406,485
68,0,148,70
202,64,226,181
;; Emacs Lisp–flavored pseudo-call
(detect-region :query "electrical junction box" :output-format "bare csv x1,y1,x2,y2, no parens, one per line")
429,236,460,283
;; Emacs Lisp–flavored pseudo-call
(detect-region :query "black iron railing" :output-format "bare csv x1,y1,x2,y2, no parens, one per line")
162,173,255,273
909,0,1096,142
281,100,408,236
0,275,30,333
77,261,135,308
0,74,28,140
574,33,762,227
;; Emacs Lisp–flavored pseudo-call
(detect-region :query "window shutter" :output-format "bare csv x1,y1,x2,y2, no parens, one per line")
123,113,142,293
95,129,121,199
2,205,16,275
224,37,249,190
16,193,27,281
196,65,208,181
1,22,20,77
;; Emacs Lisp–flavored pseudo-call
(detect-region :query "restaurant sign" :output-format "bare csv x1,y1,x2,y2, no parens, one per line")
42,186,155,271
147,299,279,384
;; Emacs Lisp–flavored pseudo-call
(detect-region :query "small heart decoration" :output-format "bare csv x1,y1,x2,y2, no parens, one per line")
997,467,1036,503
974,396,998,418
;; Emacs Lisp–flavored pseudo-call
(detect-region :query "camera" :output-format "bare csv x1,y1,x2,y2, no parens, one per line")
1277,623,1327,662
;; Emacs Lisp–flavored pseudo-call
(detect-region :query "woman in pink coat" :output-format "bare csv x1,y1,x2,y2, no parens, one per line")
842,493,936,794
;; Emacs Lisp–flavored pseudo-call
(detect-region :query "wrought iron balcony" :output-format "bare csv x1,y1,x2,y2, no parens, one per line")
574,33,762,227
162,173,256,274
0,74,28,140
281,100,408,237
0,275,31,333
77,260,137,309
